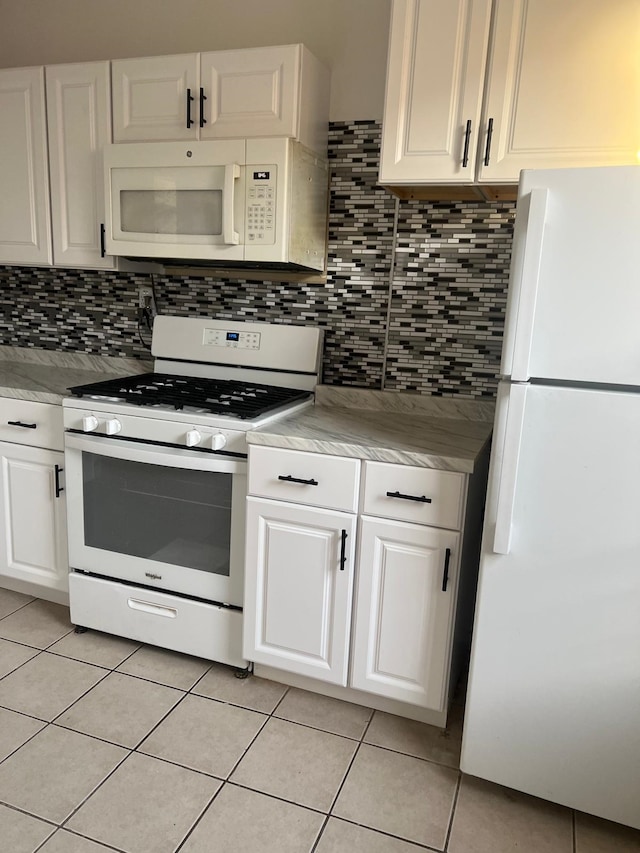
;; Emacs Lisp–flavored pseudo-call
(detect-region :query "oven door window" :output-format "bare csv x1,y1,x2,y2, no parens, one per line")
82,453,232,577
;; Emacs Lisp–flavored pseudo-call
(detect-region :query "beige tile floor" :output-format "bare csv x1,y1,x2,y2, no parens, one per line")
0,588,639,853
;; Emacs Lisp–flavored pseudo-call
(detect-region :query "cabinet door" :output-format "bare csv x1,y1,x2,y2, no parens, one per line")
0,67,52,265
243,496,356,685
351,516,459,710
112,54,198,142
46,61,115,269
0,443,68,595
199,45,300,141
379,0,492,184
478,0,640,182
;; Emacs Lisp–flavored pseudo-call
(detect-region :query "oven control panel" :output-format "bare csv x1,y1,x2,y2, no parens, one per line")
203,329,261,350
63,407,249,456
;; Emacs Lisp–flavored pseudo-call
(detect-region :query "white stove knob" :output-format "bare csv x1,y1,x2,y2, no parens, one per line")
211,432,227,451
82,415,99,433
105,418,122,436
186,429,201,447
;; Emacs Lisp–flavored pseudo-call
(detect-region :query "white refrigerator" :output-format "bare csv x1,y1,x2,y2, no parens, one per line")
460,165,640,829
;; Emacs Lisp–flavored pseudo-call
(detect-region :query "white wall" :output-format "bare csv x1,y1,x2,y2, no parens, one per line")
0,0,391,120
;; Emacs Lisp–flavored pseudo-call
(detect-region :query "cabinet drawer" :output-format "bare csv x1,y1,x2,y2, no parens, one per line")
363,461,465,529
0,399,63,451
248,446,360,512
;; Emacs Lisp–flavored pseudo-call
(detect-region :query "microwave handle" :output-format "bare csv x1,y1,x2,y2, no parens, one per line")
223,164,240,245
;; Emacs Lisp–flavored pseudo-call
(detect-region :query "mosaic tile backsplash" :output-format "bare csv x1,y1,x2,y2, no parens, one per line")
0,121,515,398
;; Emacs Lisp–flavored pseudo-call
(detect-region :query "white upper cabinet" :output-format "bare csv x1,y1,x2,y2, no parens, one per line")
380,0,640,190
112,53,198,142
0,67,52,265
46,61,116,269
380,0,492,185
112,45,330,154
478,0,640,181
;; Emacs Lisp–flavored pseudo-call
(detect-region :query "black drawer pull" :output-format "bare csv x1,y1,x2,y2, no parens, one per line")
278,475,319,486
199,87,207,127
186,88,195,128
339,529,348,571
442,547,452,592
386,490,432,504
462,118,472,167
483,117,494,166
54,464,64,498
7,420,37,429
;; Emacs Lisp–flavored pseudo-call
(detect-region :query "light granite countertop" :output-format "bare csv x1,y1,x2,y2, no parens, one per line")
0,346,151,405
247,386,494,474
0,350,494,472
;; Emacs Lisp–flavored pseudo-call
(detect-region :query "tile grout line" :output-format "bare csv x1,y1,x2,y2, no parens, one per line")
317,814,447,853
173,677,292,852
171,778,226,853
33,825,128,853
53,639,137,837
442,771,463,852
0,800,59,829
49,643,215,846
314,705,453,853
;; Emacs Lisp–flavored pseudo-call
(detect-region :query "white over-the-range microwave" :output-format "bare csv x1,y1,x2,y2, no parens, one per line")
103,138,328,272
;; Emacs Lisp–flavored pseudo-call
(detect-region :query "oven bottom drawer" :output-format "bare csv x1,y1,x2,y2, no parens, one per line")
69,573,247,669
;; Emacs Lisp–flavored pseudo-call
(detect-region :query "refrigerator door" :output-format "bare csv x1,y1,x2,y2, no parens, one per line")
461,381,640,829
501,165,640,386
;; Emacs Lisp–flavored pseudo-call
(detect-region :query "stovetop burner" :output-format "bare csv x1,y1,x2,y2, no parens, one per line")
68,372,312,420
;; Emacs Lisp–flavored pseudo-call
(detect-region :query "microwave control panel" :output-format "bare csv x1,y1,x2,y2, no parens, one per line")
246,168,276,244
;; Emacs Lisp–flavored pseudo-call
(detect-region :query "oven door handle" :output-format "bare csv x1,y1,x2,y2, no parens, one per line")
64,432,246,475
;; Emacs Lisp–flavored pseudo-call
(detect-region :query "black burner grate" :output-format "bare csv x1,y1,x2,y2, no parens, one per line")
68,373,312,419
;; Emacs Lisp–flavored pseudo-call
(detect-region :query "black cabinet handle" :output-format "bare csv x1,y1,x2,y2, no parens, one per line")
442,547,452,592
199,87,207,127
386,490,432,504
483,117,494,167
100,223,106,258
54,464,64,498
7,420,37,429
339,529,347,571
278,475,319,486
186,88,195,128
462,119,472,167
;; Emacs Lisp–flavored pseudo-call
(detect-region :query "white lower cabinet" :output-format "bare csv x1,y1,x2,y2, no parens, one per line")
0,442,68,600
243,496,357,685
0,399,68,604
351,516,460,710
244,446,482,718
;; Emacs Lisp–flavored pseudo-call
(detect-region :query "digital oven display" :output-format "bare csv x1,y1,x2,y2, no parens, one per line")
226,333,240,342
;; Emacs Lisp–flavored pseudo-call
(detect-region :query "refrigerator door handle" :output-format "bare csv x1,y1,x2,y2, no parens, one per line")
493,384,528,554
510,187,549,382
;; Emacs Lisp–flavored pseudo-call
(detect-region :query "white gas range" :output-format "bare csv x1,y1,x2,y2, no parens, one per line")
62,316,322,669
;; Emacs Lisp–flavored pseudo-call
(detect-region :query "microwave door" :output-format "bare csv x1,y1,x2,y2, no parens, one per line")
104,140,246,261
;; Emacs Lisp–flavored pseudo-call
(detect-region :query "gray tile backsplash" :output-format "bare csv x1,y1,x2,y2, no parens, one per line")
0,121,515,398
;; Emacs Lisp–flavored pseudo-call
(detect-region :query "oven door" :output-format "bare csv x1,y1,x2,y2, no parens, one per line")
65,433,246,607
